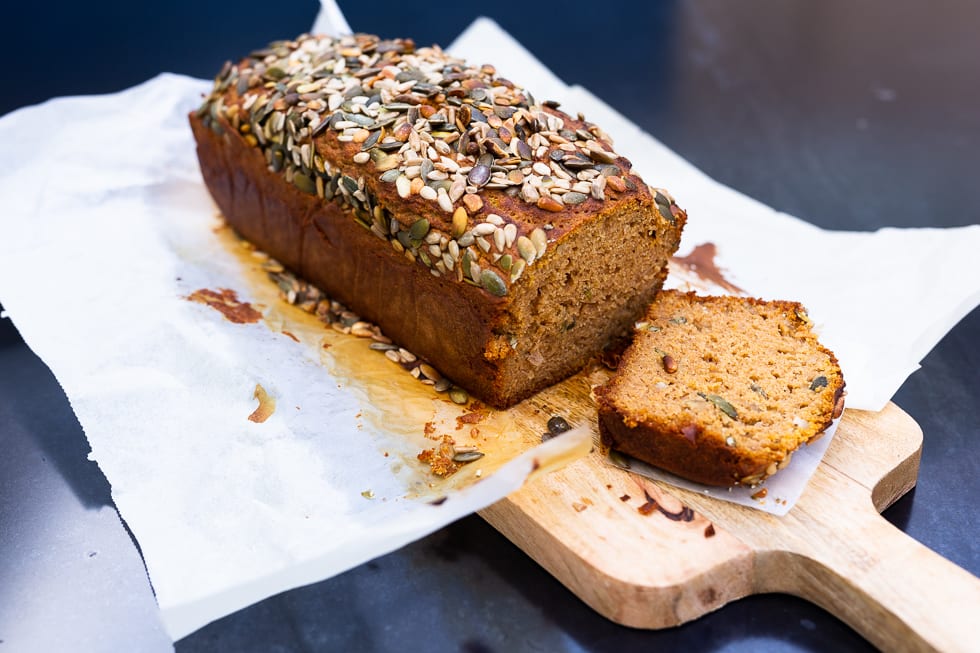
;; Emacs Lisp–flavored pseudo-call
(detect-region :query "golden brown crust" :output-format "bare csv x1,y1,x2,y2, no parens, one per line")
597,291,845,486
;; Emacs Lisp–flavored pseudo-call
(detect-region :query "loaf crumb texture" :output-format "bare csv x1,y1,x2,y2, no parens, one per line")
597,291,845,486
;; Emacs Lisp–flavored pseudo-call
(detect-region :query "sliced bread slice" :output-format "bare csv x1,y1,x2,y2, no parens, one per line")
596,290,845,486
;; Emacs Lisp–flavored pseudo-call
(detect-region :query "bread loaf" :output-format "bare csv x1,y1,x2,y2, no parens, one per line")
596,291,845,486
190,33,686,408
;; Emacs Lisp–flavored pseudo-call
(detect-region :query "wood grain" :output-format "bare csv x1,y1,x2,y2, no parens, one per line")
480,402,980,652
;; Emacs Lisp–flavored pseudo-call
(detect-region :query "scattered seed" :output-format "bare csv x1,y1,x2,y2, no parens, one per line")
433,378,451,392
453,450,485,463
546,415,571,438
449,387,469,405
418,363,441,381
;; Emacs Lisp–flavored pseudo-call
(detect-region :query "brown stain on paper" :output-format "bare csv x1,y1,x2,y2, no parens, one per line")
248,384,276,423
187,288,262,324
670,242,745,295
211,222,590,499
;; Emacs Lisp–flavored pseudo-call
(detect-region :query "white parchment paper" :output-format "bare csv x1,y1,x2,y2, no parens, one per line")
1,2,978,641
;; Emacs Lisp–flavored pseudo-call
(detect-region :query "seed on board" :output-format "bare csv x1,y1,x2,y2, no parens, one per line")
545,415,571,440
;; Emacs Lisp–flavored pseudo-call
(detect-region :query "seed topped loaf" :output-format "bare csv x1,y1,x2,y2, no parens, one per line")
596,290,845,486
190,33,686,408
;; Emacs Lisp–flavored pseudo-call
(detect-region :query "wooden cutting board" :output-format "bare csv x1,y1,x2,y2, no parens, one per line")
479,398,980,652
218,228,978,652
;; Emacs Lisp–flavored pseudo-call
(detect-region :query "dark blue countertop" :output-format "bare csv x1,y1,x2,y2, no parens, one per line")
1,2,977,651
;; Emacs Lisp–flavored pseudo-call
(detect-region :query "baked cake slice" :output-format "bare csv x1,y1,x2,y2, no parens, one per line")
596,290,845,486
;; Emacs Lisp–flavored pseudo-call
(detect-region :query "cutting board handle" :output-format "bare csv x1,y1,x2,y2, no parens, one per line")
758,497,980,653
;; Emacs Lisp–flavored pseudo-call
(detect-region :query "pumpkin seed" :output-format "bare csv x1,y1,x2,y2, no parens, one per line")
480,269,508,296
410,218,430,240
699,393,738,420
292,172,316,194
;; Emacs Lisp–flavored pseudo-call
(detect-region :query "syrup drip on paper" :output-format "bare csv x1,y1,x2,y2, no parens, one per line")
670,242,745,295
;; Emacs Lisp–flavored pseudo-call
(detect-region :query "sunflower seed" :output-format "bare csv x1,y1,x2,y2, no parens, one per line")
453,451,485,463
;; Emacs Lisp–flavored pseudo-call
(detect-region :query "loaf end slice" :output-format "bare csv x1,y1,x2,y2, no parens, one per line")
596,290,845,486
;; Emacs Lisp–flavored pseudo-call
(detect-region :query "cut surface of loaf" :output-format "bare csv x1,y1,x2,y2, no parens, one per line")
596,290,845,486
190,33,686,408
